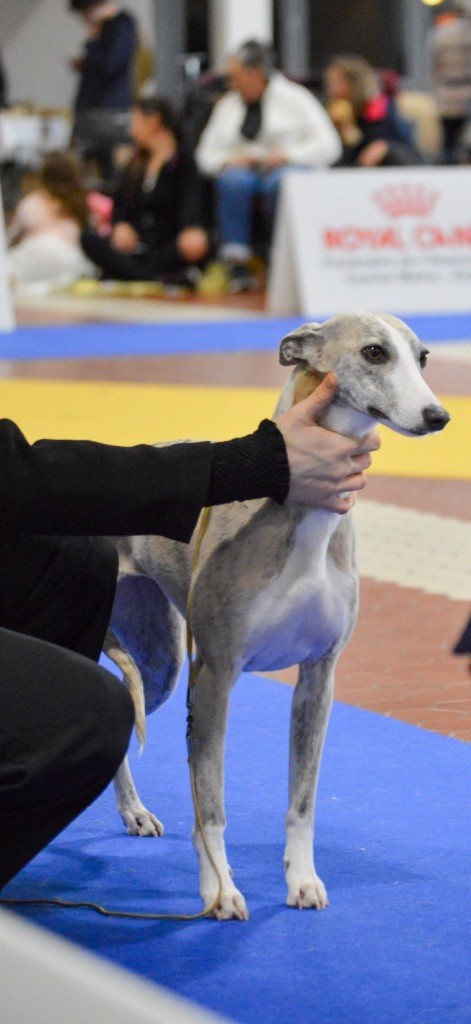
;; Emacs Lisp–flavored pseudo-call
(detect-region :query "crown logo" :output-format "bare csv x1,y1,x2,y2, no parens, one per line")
371,184,439,218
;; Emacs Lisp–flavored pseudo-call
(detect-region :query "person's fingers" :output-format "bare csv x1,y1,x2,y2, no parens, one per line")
346,429,381,459
297,386,381,458
330,492,357,514
330,457,369,487
338,471,366,494
296,372,338,420
349,452,372,473
357,429,381,454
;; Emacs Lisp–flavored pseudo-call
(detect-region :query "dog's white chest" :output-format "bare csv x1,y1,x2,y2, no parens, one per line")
242,512,354,672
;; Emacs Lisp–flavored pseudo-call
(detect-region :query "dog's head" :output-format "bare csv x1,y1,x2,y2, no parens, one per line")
279,310,450,436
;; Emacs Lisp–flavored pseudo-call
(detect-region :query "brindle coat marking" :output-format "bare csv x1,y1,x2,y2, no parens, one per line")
106,310,449,920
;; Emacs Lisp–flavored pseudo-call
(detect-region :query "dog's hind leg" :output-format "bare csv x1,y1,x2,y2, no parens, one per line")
105,633,164,836
104,631,146,747
113,756,164,837
284,653,336,909
106,576,185,838
189,657,249,920
104,634,163,835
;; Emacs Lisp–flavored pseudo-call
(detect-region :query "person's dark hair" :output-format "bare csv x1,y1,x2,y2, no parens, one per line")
134,82,183,145
233,39,277,78
69,0,99,10
126,85,184,194
69,0,100,11
37,151,89,228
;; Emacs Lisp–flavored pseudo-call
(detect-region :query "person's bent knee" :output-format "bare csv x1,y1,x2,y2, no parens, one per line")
88,537,119,584
72,538,119,660
90,666,135,776
108,678,135,766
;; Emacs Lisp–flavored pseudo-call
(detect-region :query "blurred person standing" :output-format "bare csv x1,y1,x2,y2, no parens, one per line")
195,40,341,293
69,0,137,177
426,4,471,162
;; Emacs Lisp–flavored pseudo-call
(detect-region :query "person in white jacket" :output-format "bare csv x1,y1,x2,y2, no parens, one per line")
196,39,341,291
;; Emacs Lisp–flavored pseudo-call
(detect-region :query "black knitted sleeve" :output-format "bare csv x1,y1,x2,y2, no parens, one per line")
207,419,290,507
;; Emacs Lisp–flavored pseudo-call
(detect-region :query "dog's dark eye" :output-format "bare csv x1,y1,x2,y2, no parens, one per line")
419,350,429,369
361,345,388,364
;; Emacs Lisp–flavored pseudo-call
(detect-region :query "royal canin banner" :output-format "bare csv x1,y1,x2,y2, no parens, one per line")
268,167,471,317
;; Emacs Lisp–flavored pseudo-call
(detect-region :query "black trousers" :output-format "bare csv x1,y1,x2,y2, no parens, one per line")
81,228,185,282
0,536,134,889
441,116,467,161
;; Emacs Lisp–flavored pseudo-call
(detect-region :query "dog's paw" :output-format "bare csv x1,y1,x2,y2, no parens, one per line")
204,889,249,921
122,809,164,837
286,876,329,910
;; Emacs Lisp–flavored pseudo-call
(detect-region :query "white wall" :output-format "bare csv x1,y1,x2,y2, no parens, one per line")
0,0,156,110
208,0,273,70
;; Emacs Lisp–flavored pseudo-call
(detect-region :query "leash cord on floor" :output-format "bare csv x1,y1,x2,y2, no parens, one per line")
2,508,224,922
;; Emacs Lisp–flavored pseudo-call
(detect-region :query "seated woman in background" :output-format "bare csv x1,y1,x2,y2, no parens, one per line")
7,152,94,292
324,55,419,167
81,86,210,283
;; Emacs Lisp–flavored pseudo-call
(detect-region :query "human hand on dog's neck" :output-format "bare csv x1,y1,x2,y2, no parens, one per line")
275,373,381,512
293,368,378,439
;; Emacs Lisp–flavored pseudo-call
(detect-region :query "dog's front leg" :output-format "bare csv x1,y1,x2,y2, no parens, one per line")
189,657,249,920
284,654,336,909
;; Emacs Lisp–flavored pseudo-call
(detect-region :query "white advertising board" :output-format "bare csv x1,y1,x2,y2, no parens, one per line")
268,166,471,318
0,907,232,1024
0,183,14,331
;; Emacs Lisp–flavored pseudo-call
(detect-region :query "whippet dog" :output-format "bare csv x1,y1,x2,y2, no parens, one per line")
106,310,450,920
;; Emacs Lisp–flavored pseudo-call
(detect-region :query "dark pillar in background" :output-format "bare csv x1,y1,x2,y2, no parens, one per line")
153,0,187,104
276,0,310,78
401,0,432,90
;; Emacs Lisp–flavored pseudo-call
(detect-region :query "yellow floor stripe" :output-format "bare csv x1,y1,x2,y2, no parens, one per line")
0,379,468,480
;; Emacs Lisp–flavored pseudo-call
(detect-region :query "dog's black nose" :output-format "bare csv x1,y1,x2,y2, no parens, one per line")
422,405,450,431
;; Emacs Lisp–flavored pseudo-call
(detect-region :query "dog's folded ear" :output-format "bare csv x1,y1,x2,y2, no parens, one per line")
279,322,327,367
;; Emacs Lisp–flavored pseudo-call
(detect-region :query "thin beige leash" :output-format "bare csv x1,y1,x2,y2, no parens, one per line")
2,507,223,922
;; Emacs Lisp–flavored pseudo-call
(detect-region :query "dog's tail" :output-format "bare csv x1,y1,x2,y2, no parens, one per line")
104,631,147,750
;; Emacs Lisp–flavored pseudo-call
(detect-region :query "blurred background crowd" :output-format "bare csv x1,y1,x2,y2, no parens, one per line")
1,0,471,297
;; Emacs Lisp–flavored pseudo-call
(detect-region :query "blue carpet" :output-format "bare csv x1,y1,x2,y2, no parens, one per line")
2,312,471,360
3,665,470,1024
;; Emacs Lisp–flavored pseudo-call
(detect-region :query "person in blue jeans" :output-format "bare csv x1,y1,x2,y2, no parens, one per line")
196,40,341,292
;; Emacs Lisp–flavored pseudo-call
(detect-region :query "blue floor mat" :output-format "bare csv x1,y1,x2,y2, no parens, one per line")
2,312,471,361
3,666,470,1024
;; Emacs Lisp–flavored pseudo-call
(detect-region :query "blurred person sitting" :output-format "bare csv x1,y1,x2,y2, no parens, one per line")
81,86,209,284
195,39,342,293
426,4,471,163
324,54,419,167
7,151,95,293
69,0,137,179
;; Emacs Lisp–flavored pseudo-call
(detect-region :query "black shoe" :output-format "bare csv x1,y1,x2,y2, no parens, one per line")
227,262,258,294
156,267,202,290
